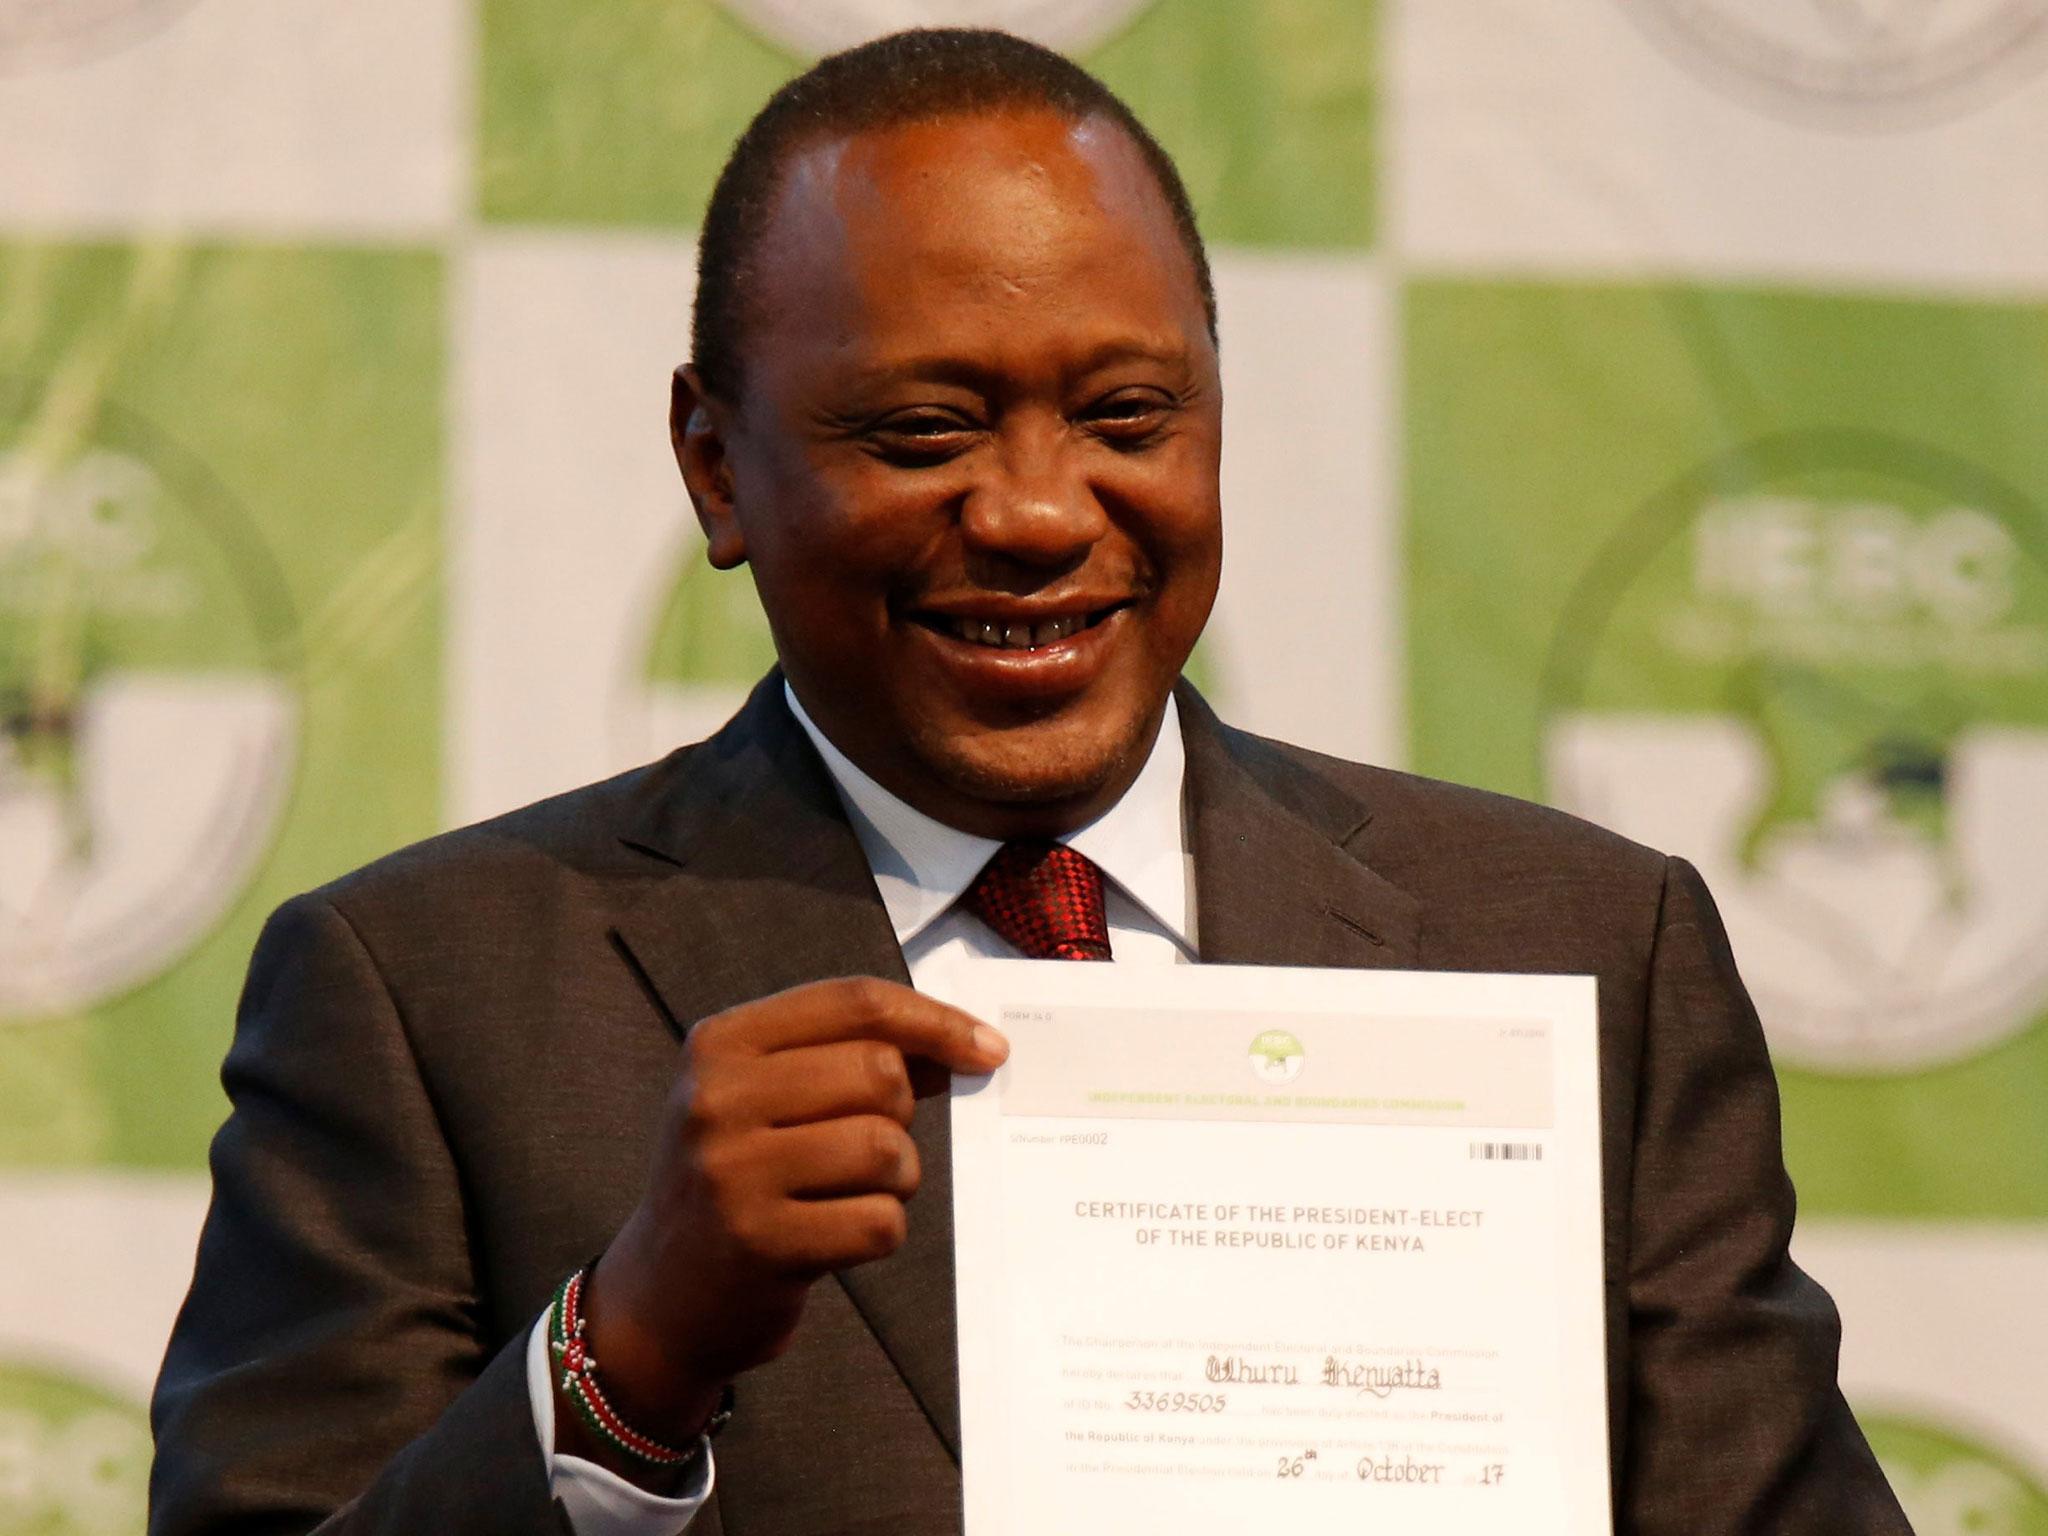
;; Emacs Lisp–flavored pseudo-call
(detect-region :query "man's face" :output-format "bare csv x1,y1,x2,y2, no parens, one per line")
680,107,1223,838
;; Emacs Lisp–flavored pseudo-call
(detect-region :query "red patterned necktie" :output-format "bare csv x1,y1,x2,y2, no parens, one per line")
964,840,1113,962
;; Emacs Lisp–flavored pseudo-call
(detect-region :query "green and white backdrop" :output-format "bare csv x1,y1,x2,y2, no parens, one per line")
1,1,2044,1530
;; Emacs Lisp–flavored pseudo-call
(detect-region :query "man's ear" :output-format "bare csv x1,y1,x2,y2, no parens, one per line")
671,364,747,570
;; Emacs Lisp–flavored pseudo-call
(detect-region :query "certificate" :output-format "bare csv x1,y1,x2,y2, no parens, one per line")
941,961,1611,1536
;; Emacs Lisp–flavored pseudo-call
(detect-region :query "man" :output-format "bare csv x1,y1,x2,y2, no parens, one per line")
149,27,1910,1536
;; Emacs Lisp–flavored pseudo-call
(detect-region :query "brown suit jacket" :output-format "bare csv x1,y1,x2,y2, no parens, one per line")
149,676,1909,1535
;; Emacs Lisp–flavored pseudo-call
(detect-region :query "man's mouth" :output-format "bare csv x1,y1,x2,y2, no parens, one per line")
912,605,1126,651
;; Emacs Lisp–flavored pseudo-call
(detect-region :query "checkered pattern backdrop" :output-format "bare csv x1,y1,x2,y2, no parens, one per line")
2,2,2045,1529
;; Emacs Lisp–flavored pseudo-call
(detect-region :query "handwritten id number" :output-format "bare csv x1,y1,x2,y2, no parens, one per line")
1123,1391,1227,1414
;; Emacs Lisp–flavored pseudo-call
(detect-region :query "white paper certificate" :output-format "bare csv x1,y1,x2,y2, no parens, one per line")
941,961,1611,1536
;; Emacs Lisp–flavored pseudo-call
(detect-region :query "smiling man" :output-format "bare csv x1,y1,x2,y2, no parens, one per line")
678,99,1221,837
150,28,1908,1536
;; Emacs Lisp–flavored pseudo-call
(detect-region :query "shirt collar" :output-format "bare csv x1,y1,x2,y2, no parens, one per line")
783,681,1190,951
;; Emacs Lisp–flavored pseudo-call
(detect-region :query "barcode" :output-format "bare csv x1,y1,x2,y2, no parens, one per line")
1469,1141,1544,1161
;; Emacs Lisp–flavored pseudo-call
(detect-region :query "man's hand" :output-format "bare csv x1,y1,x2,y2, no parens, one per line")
569,977,1009,1454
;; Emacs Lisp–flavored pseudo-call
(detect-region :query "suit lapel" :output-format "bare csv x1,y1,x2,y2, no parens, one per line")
608,678,964,1461
611,677,911,1023
1178,684,1420,970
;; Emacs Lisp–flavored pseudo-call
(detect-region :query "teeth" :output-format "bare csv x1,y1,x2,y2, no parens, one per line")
946,613,1089,649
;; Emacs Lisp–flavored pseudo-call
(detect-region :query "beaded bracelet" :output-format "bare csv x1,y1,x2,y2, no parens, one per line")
548,1267,730,1467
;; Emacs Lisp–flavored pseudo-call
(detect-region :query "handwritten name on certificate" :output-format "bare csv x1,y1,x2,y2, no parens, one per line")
942,962,1611,1536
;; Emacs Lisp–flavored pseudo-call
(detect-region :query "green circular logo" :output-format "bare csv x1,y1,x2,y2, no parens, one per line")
0,1360,150,1536
1865,1411,2048,1536
1248,1028,1304,1085
1542,430,2048,1074
0,386,301,1021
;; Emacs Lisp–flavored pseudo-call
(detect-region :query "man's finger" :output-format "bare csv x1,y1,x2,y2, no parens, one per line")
700,976,1008,1074
726,1041,919,1128
767,1116,921,1202
752,1193,912,1275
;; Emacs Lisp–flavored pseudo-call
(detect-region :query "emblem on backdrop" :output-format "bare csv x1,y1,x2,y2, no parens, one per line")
1629,0,2048,126
717,0,1154,57
1541,430,2048,1073
0,387,300,1021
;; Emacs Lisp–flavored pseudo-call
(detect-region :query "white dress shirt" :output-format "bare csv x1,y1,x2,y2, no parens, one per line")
529,686,1196,1534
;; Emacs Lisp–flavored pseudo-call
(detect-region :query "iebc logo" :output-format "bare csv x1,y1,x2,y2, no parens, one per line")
0,389,299,1020
1248,1029,1305,1085
1542,430,2048,1073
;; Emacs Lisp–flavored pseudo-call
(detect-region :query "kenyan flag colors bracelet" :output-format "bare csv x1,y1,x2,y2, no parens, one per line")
548,1267,717,1467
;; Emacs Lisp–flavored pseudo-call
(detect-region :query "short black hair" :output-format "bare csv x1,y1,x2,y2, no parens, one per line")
690,27,1216,403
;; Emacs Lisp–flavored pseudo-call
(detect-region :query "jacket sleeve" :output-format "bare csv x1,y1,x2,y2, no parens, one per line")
148,891,572,1536
1618,856,1909,1535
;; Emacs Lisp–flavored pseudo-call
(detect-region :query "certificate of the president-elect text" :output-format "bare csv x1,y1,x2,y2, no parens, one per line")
939,962,1611,1536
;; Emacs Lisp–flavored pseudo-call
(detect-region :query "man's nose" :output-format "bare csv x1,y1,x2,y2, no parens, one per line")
958,420,1109,569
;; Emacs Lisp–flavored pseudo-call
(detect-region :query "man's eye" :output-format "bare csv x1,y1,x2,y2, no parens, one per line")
1084,393,1174,446
867,413,978,464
